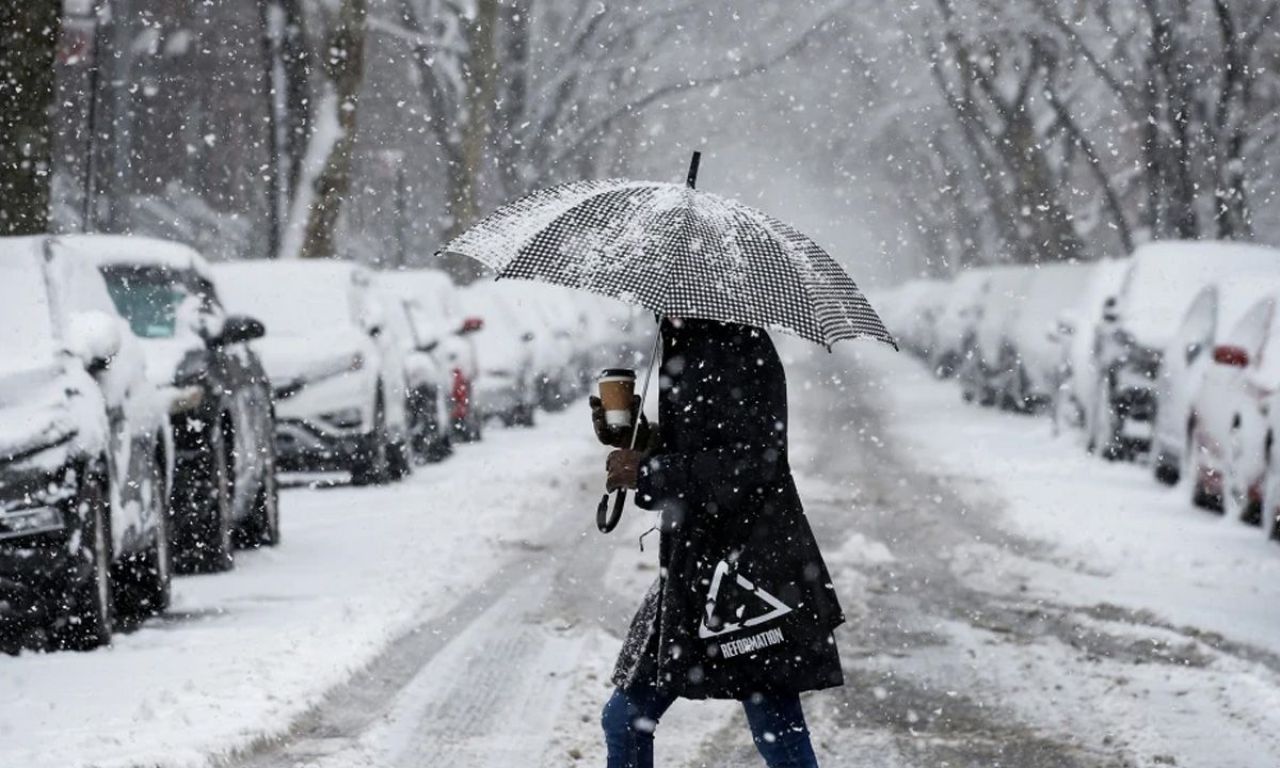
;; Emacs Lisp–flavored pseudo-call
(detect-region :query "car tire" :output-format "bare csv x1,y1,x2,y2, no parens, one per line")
52,465,114,651
1224,422,1262,525
352,395,392,486
516,401,536,428
1090,379,1125,461
238,444,280,548
114,445,172,617
389,437,413,481
174,420,235,574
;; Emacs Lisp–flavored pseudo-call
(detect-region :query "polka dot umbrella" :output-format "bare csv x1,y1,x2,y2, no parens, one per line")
438,152,897,531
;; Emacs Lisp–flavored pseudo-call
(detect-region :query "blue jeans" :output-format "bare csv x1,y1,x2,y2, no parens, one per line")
601,681,819,767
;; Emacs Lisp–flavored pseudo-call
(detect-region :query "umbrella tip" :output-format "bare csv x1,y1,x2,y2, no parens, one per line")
686,151,702,189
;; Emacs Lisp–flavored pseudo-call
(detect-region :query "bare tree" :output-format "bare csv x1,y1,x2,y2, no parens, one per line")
280,0,368,259
0,1,61,234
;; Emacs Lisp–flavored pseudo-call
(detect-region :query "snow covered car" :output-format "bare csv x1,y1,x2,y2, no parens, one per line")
213,261,412,485
460,282,540,428
881,278,948,360
1091,242,1280,460
959,266,1033,408
379,282,453,462
501,284,583,411
0,237,171,649
380,269,481,453
987,262,1093,413
86,237,278,571
1186,294,1280,522
1151,277,1280,486
1047,258,1130,436
930,269,991,379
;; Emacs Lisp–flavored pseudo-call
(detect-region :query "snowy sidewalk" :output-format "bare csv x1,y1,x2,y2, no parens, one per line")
853,343,1280,657
0,409,603,768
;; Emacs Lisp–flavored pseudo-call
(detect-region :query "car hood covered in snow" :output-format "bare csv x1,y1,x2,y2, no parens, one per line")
249,330,371,386
0,361,106,466
1120,242,1280,350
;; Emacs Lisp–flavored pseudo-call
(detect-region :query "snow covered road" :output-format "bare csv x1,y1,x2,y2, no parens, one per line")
5,343,1280,767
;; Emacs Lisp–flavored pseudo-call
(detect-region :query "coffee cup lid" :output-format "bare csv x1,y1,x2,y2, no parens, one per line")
599,368,636,379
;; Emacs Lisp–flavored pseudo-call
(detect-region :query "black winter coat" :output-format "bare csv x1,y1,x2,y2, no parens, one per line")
611,319,845,700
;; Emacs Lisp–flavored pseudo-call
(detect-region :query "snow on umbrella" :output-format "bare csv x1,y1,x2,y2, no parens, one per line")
440,153,895,350
438,152,897,532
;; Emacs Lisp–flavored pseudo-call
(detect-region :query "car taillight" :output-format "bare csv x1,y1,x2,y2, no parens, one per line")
451,368,470,420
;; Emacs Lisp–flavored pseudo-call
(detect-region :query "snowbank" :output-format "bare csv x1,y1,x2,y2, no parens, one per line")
0,409,603,768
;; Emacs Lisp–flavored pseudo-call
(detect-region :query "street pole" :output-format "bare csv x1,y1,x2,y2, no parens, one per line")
74,0,108,232
259,0,284,258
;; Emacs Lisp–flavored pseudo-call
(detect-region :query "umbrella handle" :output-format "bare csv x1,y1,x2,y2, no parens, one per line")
597,490,627,533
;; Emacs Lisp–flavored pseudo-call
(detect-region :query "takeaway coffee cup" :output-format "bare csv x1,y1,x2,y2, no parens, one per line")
597,368,637,429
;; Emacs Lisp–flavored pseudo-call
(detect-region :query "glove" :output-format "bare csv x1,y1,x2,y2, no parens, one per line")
606,449,644,491
589,394,651,449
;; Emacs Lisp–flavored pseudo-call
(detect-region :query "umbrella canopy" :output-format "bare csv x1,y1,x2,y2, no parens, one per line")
439,175,895,350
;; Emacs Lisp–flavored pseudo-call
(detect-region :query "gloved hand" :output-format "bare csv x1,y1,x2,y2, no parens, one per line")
589,394,650,448
606,449,644,491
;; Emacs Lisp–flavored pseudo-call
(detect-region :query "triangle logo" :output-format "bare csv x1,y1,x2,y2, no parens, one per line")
697,557,794,639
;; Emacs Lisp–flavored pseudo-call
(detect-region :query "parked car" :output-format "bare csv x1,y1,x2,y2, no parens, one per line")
381,269,483,446
1090,242,1280,460
959,266,1033,407
1258,390,1280,540
0,236,170,649
1151,277,1280,485
214,261,412,485
999,262,1094,413
930,269,991,379
459,282,540,428
1048,258,1130,436
84,236,277,572
1186,294,1280,522
501,284,582,411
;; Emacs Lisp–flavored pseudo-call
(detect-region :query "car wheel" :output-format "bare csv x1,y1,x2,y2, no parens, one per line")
115,445,172,617
517,401,536,428
1152,442,1180,485
175,420,235,573
52,465,114,650
389,437,413,481
352,396,391,486
1186,424,1217,510
1090,379,1125,460
239,443,280,547
1224,422,1262,525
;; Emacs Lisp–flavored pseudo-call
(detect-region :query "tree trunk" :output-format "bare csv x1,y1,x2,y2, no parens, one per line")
296,0,366,259
0,1,61,235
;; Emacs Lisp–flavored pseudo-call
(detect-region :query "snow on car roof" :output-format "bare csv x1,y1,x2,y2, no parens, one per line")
1011,262,1094,347
1121,241,1280,348
0,237,58,371
212,260,367,335
55,234,213,282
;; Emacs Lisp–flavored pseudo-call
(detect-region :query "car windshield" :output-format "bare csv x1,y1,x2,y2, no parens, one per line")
0,253,57,371
98,264,214,339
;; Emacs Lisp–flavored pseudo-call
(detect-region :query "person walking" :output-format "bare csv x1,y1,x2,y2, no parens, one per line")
591,317,845,768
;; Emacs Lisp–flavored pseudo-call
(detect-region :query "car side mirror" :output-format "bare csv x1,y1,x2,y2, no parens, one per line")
1186,341,1204,364
1213,344,1250,368
521,331,535,343
417,339,440,353
220,314,265,345
1102,296,1120,323
458,316,484,335
66,311,122,374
